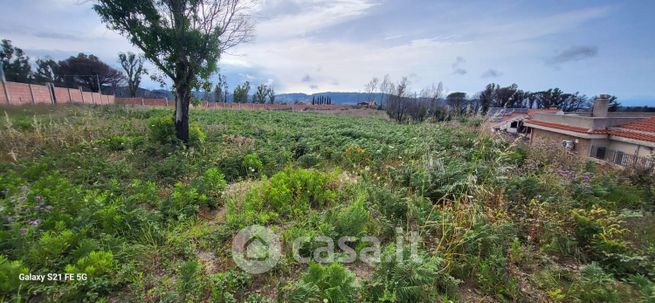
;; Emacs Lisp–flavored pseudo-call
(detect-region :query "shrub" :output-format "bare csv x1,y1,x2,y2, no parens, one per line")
364,245,458,302
239,168,336,222
568,262,619,302
281,263,357,303
148,115,205,146
162,182,207,221
191,167,227,208
331,194,370,238
209,270,253,303
242,153,263,177
65,250,114,278
0,256,28,295
178,260,202,302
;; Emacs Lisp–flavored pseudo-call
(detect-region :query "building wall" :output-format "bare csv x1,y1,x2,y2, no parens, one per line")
609,141,654,158
54,87,71,103
531,128,593,156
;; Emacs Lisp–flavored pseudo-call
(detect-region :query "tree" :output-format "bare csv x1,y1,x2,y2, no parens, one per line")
118,52,147,97
379,74,391,106
213,74,228,103
94,0,254,143
253,83,270,103
420,82,444,120
479,83,498,114
446,92,467,115
233,81,250,103
385,77,409,122
34,58,62,84
58,53,125,92
365,77,379,102
0,39,32,82
606,95,621,112
267,87,275,104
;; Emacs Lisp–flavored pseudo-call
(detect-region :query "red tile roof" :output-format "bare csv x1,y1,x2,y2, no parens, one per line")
525,120,607,134
527,116,655,143
617,116,655,133
609,130,655,143
528,109,559,116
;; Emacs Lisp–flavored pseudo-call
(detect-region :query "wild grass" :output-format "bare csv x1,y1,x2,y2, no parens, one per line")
0,104,653,302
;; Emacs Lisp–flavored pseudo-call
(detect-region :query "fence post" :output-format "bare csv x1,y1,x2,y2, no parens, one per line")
79,87,85,103
67,88,73,103
47,83,56,104
28,84,37,104
0,62,9,104
165,97,169,107
141,97,144,106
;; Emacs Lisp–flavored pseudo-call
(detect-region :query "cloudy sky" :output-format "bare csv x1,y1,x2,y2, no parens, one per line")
1,0,654,105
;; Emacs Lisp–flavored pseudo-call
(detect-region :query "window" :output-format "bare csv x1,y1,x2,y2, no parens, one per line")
614,151,624,165
594,147,606,160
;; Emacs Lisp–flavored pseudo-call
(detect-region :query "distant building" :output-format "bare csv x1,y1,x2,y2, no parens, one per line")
524,95,655,168
357,101,376,109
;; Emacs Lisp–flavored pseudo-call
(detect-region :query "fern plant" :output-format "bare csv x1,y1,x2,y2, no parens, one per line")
281,263,357,303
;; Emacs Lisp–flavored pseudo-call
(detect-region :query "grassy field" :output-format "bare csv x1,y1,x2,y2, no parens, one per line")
1,105,654,302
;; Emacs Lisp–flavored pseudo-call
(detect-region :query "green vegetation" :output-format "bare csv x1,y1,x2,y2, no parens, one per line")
0,105,654,302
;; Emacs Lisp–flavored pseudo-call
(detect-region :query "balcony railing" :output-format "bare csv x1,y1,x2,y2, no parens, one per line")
590,146,655,169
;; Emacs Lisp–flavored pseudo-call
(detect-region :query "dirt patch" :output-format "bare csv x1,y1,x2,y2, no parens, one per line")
197,250,219,274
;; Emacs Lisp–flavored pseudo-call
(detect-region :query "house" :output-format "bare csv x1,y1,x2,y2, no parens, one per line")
488,107,559,134
524,95,655,168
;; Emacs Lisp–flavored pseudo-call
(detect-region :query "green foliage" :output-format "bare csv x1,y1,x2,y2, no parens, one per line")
191,167,227,208
281,263,357,303
331,194,370,238
178,260,202,302
0,256,28,295
65,250,114,278
2,106,655,302
364,245,458,302
228,168,336,227
148,115,206,146
568,263,620,302
242,153,263,177
210,270,253,303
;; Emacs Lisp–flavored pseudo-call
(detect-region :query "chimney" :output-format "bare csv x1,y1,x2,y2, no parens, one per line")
592,94,609,118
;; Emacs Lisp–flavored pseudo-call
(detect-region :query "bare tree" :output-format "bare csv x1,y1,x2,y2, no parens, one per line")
386,77,410,122
118,52,147,97
364,77,379,102
379,74,391,107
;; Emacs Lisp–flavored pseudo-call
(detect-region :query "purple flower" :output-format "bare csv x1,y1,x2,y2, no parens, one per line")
34,195,43,202
28,219,41,225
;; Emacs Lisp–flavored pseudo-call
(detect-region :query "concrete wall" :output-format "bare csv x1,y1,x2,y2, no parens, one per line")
531,113,647,130
6,82,32,105
54,87,71,104
0,81,114,106
531,128,593,156
30,84,52,104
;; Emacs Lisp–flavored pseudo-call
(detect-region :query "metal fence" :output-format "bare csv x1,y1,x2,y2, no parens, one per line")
590,145,655,169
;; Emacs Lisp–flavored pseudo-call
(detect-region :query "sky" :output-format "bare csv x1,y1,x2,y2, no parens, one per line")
0,0,654,105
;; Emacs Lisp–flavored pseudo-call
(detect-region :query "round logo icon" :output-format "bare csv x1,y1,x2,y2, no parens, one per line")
232,225,281,274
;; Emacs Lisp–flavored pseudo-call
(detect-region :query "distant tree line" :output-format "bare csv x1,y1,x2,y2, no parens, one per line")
366,75,629,123
1,39,150,97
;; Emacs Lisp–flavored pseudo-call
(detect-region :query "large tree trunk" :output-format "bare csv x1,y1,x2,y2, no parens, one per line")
174,84,191,143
